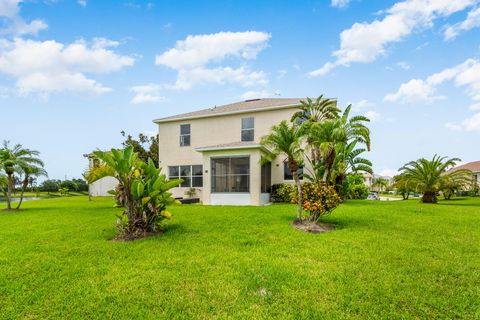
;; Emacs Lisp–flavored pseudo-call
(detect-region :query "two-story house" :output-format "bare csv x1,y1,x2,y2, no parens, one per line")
154,98,305,206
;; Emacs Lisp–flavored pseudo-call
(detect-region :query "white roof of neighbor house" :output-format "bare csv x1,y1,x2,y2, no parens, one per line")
153,98,303,123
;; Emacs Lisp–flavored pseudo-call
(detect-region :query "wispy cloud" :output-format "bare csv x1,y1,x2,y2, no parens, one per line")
444,7,480,40
130,84,165,104
310,0,477,77
0,0,48,36
384,58,480,104
331,0,350,8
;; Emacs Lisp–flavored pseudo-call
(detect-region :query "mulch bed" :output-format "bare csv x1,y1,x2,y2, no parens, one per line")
113,230,164,242
292,221,335,234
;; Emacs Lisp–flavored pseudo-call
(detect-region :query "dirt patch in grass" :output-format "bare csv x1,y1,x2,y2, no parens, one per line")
292,221,335,234
112,230,164,242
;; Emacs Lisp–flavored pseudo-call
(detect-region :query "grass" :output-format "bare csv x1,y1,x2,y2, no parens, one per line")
0,197,479,319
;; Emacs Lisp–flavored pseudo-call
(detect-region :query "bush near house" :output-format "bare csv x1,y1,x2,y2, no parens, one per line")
293,181,341,221
269,183,295,203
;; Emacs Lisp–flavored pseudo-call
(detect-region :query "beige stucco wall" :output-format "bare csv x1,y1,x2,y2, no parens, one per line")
157,106,309,204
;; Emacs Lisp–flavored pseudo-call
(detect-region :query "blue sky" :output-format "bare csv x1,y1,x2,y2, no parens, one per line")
1,0,479,180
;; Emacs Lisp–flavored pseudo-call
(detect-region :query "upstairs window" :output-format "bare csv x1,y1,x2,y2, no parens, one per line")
284,162,303,181
241,117,254,142
180,124,191,146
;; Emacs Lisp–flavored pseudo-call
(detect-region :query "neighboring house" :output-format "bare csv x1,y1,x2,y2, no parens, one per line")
154,98,307,206
447,161,480,193
84,155,117,197
361,172,374,188
361,173,393,191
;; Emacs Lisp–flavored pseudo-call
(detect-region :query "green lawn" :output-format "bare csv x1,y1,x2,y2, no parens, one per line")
0,190,88,201
0,197,479,319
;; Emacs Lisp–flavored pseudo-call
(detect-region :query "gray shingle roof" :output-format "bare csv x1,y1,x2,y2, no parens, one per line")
153,98,303,123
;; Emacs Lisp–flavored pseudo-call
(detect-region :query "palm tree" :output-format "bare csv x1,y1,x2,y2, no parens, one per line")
16,164,47,209
393,174,415,200
0,141,46,210
399,155,461,203
309,105,371,183
291,95,339,162
372,177,389,192
261,121,305,222
440,169,472,200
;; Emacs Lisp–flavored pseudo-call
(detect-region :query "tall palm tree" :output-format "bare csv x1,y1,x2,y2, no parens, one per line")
399,155,461,203
261,121,305,222
331,140,373,196
0,141,46,210
309,105,371,183
291,95,339,162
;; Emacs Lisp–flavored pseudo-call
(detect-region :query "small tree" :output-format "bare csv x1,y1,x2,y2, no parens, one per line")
60,180,78,192
440,169,472,200
85,146,181,240
399,155,462,204
41,180,60,194
393,174,415,200
0,141,46,210
261,121,305,223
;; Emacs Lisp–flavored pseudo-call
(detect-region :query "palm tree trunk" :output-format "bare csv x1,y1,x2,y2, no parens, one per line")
6,173,13,210
16,176,29,210
292,170,303,223
422,191,437,203
322,150,336,183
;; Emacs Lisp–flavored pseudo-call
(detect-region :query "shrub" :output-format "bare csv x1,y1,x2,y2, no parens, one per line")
346,183,368,200
60,180,78,192
40,179,60,194
58,187,69,196
270,183,295,203
342,174,368,200
293,181,341,221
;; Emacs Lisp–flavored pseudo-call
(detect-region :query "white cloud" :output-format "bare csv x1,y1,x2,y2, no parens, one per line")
0,38,134,95
310,0,477,76
0,0,47,36
240,90,276,100
351,99,374,111
155,31,270,90
78,0,87,7
470,102,480,110
446,113,480,132
444,7,480,40
331,0,350,8
364,110,381,122
396,61,411,70
384,79,443,103
378,168,399,177
384,58,480,103
130,84,165,104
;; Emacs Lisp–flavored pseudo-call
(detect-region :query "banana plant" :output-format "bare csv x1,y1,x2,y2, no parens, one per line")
86,146,182,239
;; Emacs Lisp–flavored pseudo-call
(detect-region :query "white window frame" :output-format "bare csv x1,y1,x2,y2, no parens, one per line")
241,117,254,142
168,165,203,187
